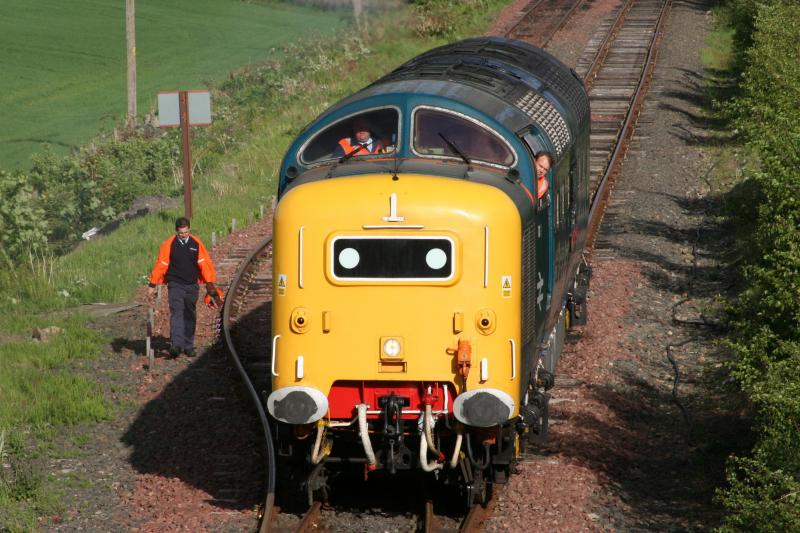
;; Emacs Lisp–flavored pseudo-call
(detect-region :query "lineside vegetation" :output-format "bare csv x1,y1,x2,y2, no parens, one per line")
0,1,509,529
711,1,800,530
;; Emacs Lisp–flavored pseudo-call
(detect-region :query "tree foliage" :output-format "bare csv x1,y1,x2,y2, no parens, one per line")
719,3,800,529
28,135,179,245
0,132,181,259
0,171,49,262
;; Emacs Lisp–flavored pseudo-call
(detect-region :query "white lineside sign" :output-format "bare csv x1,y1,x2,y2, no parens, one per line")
157,90,212,218
157,90,211,127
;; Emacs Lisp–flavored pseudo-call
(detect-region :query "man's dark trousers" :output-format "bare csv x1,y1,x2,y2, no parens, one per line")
167,281,199,350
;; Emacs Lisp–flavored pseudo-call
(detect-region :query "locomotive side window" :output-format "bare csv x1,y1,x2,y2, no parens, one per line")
299,108,400,165
331,237,454,281
412,108,515,167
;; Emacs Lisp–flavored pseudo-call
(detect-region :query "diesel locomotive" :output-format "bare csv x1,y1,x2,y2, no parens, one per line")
268,37,591,505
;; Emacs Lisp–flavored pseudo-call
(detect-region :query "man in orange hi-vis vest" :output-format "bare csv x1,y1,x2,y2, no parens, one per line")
332,117,385,158
534,151,553,200
147,217,221,357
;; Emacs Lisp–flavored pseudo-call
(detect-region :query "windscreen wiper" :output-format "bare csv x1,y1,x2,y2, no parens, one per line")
438,132,472,171
325,144,365,179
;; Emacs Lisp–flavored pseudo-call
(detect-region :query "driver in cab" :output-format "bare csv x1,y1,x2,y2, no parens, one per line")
333,117,385,158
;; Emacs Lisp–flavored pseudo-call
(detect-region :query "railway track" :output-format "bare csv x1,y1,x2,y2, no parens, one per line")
505,0,587,47
579,0,672,249
218,0,672,530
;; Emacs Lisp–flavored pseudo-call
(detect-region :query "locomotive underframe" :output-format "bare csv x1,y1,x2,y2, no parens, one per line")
274,415,523,508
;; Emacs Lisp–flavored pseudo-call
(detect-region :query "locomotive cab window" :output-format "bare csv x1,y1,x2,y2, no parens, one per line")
300,108,400,165
330,236,454,281
412,108,515,167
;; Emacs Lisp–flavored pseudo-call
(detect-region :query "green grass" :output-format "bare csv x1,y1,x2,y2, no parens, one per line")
0,312,109,531
0,0,346,170
699,5,753,199
0,314,110,428
701,21,734,71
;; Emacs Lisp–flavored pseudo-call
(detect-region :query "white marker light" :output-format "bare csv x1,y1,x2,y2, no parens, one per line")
425,248,447,269
383,338,401,357
338,247,360,269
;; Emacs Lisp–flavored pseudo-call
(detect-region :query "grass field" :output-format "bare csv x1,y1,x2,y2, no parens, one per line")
0,0,346,170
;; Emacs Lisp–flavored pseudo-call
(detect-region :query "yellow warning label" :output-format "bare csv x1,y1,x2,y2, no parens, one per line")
501,275,512,298
277,274,287,296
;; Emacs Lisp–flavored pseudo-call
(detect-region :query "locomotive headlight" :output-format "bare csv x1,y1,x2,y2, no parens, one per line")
380,337,403,360
338,247,360,269
383,338,401,357
425,248,447,270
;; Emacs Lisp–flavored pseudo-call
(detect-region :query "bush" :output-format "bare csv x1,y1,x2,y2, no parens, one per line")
717,456,800,533
28,135,180,246
719,3,800,529
727,0,796,59
411,0,492,37
0,171,49,262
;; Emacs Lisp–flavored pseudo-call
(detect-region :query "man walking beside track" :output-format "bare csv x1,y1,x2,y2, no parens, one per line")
147,217,221,357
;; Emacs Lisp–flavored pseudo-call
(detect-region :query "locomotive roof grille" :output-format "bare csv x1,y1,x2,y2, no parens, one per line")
515,91,571,157
379,37,590,131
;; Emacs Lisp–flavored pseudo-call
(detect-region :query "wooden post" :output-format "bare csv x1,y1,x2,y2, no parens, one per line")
179,91,193,219
126,0,137,127
146,308,154,369
352,0,363,30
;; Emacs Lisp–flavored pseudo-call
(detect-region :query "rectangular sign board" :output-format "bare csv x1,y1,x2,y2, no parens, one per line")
158,90,212,127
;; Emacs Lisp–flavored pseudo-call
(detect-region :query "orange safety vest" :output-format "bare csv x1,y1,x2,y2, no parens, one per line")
149,235,217,286
537,176,549,199
338,137,384,156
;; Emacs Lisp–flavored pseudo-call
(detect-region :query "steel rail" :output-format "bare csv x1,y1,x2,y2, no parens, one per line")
221,235,276,533
540,0,587,48
505,0,587,47
581,0,636,91
584,0,673,252
504,0,548,37
423,499,435,533
459,496,497,533
294,501,323,532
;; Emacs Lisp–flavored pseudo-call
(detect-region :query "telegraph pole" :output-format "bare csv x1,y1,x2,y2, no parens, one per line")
352,0,363,30
126,0,137,127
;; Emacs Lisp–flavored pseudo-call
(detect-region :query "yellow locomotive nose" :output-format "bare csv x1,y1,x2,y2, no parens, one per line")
269,174,522,428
